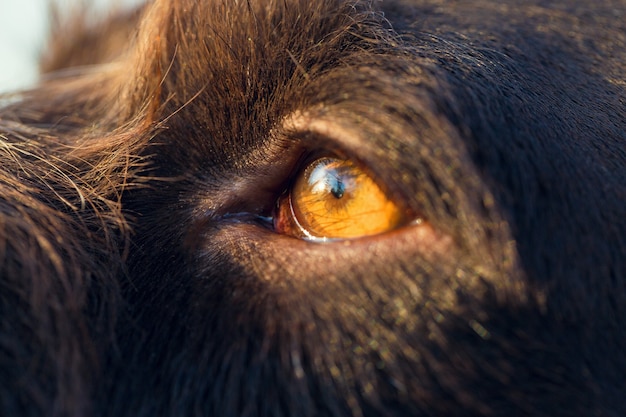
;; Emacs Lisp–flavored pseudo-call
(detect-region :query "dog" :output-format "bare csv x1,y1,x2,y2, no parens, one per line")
1,0,624,416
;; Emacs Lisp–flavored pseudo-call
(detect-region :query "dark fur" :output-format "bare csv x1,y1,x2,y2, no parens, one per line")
1,0,625,416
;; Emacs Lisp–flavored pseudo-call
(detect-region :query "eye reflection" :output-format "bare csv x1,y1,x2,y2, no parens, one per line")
308,160,347,198
274,156,407,240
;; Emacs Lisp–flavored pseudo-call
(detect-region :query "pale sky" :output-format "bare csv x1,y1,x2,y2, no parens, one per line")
0,1,48,92
0,0,143,93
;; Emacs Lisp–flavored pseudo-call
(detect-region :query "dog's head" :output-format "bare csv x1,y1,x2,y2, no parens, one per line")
1,1,625,416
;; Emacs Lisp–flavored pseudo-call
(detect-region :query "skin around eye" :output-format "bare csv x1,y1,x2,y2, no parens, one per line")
274,157,406,240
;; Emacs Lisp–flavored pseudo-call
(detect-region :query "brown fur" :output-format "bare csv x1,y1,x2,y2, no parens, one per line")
1,1,625,416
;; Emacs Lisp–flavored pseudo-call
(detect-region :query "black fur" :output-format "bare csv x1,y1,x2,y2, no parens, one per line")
0,0,625,416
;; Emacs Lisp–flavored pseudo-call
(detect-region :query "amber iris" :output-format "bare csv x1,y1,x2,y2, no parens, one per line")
276,157,405,240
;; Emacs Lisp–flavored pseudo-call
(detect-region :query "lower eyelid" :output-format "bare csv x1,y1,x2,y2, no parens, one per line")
207,219,454,269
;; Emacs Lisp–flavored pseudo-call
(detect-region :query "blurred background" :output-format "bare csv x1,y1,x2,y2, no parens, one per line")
0,0,142,93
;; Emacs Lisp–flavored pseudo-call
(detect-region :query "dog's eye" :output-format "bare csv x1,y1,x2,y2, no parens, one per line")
274,156,407,240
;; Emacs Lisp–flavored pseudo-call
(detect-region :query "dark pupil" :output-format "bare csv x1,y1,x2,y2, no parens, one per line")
329,176,345,199
307,159,349,200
